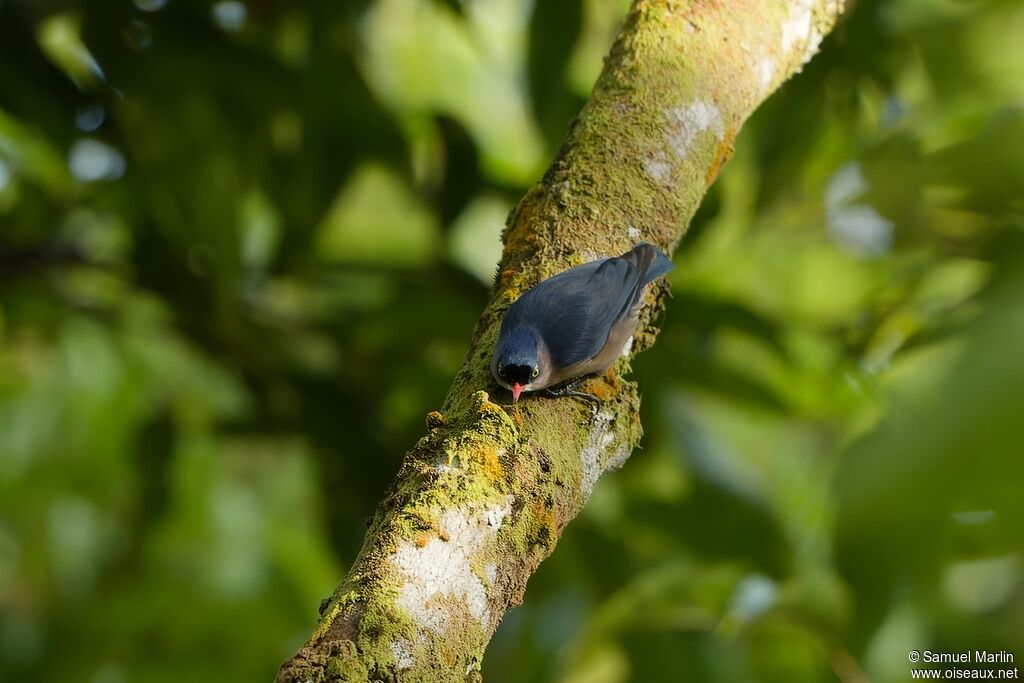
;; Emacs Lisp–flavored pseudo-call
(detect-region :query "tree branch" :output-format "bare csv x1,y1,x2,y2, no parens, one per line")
277,1,844,681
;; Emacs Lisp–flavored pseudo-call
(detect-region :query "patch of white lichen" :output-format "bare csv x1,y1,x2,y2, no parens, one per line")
579,411,618,500
390,499,511,635
643,99,726,185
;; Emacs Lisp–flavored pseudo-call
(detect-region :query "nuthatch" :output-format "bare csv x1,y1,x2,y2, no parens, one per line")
491,243,674,402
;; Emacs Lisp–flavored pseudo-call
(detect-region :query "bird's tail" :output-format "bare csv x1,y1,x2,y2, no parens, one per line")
625,243,675,286
614,243,674,319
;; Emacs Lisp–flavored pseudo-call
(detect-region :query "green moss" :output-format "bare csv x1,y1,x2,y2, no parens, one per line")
325,646,370,682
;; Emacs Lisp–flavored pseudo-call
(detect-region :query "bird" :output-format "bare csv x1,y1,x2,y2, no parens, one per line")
491,242,674,403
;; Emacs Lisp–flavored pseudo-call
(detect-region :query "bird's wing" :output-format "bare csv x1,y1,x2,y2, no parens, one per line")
528,256,641,367
504,245,674,370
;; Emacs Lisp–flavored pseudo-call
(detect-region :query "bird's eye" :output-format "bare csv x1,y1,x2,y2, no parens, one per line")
531,367,539,379
498,366,507,378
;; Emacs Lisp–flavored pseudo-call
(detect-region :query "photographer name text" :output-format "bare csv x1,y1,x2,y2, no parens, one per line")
916,652,1016,664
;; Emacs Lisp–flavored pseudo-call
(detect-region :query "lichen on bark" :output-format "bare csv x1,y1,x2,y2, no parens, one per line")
276,1,844,681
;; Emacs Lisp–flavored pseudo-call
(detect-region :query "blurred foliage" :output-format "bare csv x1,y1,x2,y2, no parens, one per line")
1,0,1022,682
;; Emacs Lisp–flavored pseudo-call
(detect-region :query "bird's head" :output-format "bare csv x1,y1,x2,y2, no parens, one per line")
491,326,550,402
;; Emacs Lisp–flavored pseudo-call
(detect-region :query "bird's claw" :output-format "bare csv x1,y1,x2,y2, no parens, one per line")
543,380,602,418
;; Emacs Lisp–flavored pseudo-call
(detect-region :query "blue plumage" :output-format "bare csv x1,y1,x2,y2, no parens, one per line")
491,243,674,401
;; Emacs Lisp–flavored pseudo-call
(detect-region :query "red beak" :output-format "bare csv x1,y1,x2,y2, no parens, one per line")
512,383,523,403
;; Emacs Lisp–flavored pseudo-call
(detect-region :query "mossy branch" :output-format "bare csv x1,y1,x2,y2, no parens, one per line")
277,1,844,681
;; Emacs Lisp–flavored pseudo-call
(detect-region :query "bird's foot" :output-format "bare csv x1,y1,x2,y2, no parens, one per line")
543,379,601,417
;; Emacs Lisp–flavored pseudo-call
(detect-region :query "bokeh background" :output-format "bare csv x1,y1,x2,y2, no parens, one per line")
1,0,1023,681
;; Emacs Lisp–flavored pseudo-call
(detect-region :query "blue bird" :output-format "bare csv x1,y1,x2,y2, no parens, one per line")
492,243,674,402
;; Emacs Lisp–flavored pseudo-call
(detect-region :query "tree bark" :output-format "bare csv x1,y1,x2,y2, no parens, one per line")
277,1,844,681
